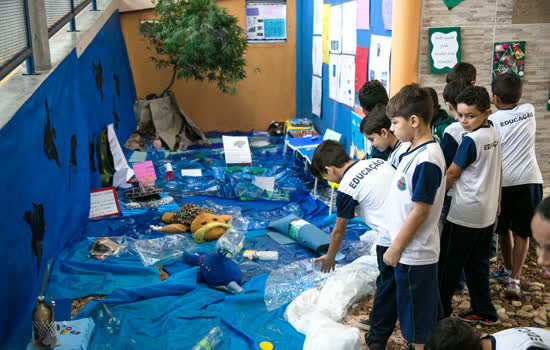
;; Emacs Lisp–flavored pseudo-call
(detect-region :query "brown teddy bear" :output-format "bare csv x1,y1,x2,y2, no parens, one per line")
159,203,232,243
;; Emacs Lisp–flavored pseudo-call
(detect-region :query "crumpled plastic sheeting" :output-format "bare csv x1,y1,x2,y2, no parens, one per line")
131,234,198,266
76,270,304,350
284,255,380,350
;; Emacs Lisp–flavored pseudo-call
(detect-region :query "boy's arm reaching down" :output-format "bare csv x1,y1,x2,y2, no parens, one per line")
446,163,463,191
383,202,432,267
314,217,348,273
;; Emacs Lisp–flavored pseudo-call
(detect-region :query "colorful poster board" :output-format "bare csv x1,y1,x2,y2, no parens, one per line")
355,47,369,92
246,3,287,42
492,41,526,79
357,0,370,30
350,112,366,160
89,187,121,219
322,4,331,64
428,27,461,74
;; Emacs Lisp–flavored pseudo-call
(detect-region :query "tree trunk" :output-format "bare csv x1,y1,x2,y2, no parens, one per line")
160,65,177,97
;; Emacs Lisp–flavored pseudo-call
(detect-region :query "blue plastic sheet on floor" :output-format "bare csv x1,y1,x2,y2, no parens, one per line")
76,270,304,349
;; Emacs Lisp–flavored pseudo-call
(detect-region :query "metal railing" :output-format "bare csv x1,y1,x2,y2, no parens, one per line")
0,0,97,81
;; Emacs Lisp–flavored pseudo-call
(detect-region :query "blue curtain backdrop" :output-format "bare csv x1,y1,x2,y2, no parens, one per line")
0,11,136,349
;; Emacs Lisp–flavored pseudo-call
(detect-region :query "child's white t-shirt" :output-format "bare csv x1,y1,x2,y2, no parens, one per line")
447,125,501,228
441,121,467,169
386,140,446,265
489,104,543,187
388,141,411,169
337,159,395,247
489,327,550,350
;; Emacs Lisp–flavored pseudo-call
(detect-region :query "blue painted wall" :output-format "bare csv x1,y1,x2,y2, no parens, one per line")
296,0,391,151
0,11,136,349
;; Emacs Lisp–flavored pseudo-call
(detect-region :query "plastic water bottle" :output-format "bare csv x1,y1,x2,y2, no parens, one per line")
191,326,223,350
216,228,245,259
243,250,279,261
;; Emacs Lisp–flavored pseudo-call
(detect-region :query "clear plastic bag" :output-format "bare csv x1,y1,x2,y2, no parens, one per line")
91,304,120,335
87,236,133,259
132,234,198,266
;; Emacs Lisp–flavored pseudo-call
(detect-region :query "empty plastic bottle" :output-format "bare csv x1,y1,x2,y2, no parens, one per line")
191,326,223,350
216,228,245,259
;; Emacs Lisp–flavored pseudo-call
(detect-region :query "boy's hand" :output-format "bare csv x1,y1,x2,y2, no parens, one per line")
496,200,501,217
383,245,403,267
314,255,336,273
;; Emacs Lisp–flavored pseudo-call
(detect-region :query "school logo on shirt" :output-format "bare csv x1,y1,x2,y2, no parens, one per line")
397,176,407,191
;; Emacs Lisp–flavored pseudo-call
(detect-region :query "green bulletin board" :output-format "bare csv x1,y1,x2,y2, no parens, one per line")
428,27,461,74
443,0,464,10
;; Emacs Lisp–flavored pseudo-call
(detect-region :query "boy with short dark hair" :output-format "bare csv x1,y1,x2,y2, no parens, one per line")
446,62,476,85
362,104,410,169
358,80,389,115
424,87,454,143
309,140,396,275
426,317,550,350
438,86,500,325
381,84,446,350
490,73,543,298
441,79,472,168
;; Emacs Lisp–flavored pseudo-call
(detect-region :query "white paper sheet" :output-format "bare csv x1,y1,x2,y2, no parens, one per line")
181,169,202,177
107,123,134,187
89,188,120,219
368,35,392,96
341,1,357,55
222,136,252,165
338,54,356,107
312,36,323,77
312,75,322,117
254,176,275,192
329,5,342,54
323,129,342,142
313,0,323,35
329,54,340,101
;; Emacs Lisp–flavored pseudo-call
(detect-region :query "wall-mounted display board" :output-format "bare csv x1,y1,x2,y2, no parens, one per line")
512,0,550,24
246,2,287,43
492,41,526,79
428,27,461,74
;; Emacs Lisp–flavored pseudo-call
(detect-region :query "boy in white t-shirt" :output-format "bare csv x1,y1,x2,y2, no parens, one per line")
426,317,550,350
308,140,397,350
489,73,544,298
384,84,446,349
438,86,500,325
362,104,410,169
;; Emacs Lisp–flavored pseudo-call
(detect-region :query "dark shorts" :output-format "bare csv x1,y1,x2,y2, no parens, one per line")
496,184,543,238
395,262,442,344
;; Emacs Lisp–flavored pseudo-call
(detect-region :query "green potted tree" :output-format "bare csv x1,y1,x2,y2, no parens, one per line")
125,0,248,151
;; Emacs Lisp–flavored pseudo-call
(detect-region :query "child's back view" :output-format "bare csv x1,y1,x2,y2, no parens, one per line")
490,73,543,298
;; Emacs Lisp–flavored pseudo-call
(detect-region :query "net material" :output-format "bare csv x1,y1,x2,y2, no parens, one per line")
0,0,29,67
44,0,72,29
32,320,57,346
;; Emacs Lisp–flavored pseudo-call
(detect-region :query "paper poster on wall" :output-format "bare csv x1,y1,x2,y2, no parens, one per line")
492,41,526,79
369,35,392,95
429,27,461,74
322,4,331,64
312,36,323,77
357,0,370,30
355,47,369,92
329,4,342,54
338,54,356,108
382,0,393,30
246,3,287,42
350,112,366,160
329,54,340,101
312,75,322,117
313,0,323,35
341,1,357,55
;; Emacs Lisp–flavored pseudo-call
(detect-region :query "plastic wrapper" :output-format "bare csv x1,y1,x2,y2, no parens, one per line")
87,236,133,258
91,304,120,335
132,234,198,266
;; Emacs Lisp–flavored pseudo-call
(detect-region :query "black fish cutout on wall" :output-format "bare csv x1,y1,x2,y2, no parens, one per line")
93,60,103,99
69,134,77,188
44,99,61,166
114,73,120,96
23,203,45,274
89,135,96,172
113,95,120,130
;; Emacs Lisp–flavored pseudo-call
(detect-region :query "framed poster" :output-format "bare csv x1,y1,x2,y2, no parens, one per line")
246,2,287,43
428,27,461,74
492,41,526,79
89,187,121,220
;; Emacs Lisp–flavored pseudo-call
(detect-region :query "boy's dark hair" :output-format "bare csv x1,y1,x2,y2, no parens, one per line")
424,87,440,109
310,140,351,179
361,104,390,135
386,83,433,124
455,86,491,112
535,196,550,221
443,79,471,109
446,62,477,83
358,80,389,113
491,72,522,104
425,318,482,350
